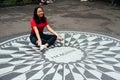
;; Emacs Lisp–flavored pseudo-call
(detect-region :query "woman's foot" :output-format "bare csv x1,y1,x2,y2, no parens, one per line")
40,45,47,51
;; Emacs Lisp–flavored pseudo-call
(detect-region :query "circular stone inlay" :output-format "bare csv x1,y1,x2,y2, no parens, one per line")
44,47,85,63
1,31,120,80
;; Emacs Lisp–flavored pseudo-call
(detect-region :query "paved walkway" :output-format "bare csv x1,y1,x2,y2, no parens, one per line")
0,0,120,39
0,0,120,80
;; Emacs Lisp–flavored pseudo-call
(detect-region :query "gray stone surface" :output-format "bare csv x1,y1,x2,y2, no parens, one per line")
0,0,120,40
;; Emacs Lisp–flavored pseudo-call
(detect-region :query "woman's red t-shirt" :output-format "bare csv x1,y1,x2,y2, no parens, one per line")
30,18,48,33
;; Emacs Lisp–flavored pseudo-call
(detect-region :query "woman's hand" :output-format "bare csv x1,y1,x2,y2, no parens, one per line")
57,35,63,41
46,25,63,41
37,40,42,46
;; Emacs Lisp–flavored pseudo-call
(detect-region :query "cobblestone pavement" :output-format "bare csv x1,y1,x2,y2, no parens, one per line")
0,0,120,80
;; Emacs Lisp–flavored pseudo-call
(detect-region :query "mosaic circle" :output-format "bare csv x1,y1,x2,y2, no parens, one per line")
0,31,120,80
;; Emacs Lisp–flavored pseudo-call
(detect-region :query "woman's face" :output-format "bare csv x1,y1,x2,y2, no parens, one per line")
37,8,44,18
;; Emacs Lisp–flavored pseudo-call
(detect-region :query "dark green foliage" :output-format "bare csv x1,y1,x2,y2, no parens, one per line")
0,0,38,7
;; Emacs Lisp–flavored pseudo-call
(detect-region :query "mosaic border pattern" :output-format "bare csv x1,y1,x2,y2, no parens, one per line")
0,31,120,80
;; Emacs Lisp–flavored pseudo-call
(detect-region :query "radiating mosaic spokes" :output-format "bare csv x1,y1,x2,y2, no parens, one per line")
0,31,120,80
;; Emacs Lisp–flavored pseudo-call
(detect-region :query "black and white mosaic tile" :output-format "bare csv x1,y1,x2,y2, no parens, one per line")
0,31,120,80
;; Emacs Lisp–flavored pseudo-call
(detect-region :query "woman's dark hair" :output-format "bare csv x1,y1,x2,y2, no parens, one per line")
33,6,46,24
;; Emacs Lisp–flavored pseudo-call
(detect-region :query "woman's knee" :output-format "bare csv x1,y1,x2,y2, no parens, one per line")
53,35,57,40
30,36,37,45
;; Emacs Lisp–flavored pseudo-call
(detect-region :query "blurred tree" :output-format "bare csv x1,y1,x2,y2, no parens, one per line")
0,0,4,6
3,0,16,6
15,0,23,5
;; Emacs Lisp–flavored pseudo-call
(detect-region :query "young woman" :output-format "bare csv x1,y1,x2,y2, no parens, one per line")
30,6,62,51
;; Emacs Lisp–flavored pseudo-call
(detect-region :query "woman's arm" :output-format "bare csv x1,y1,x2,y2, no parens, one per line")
46,24,63,40
33,26,42,46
